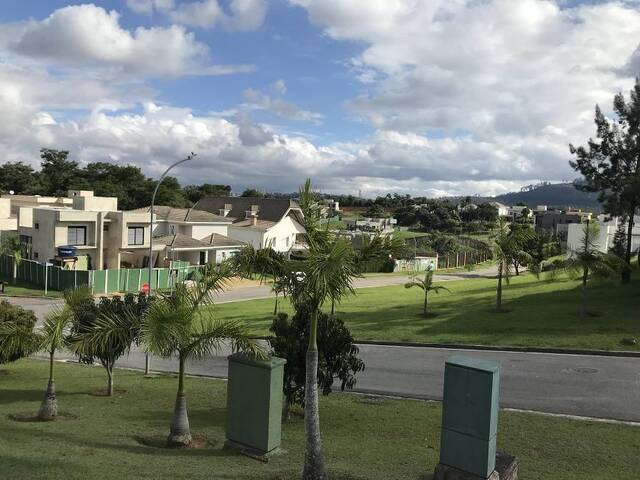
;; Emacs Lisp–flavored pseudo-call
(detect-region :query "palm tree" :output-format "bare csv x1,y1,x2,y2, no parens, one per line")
37,306,73,420
255,248,289,315
294,179,359,480
404,267,450,316
0,236,24,284
492,218,533,311
0,321,40,365
81,262,263,446
565,220,623,318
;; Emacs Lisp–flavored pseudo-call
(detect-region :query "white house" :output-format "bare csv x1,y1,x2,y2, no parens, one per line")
566,215,640,255
194,197,306,252
490,201,510,217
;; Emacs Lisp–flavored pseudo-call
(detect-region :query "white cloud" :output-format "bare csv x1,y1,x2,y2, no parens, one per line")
271,79,287,94
2,4,250,76
242,88,324,124
126,0,175,14
165,0,267,31
291,0,640,188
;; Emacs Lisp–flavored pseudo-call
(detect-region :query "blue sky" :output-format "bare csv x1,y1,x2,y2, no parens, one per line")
0,1,639,196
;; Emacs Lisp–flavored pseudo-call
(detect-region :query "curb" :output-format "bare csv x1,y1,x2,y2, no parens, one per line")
0,294,62,300
353,340,640,358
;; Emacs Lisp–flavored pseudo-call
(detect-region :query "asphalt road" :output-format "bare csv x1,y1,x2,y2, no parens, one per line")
8,266,640,424
34,341,640,423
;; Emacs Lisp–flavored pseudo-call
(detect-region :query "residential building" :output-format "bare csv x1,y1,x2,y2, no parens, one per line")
490,201,510,217
193,197,306,252
535,209,592,242
507,205,533,220
344,216,397,235
0,191,248,271
129,206,244,266
567,215,640,255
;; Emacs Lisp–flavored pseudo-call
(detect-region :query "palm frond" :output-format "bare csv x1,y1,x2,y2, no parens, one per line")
0,322,42,361
39,306,73,352
67,307,141,358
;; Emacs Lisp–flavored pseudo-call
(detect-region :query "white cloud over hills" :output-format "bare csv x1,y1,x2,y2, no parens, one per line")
1,1,640,197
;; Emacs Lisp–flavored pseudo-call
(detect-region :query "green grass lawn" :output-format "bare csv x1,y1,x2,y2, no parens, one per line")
0,277,63,298
1,360,638,480
215,274,640,351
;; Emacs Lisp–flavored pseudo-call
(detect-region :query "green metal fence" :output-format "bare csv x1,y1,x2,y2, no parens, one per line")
0,255,202,294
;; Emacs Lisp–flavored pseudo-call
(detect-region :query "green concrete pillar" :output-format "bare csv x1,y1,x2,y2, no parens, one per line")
439,355,501,478
225,353,286,455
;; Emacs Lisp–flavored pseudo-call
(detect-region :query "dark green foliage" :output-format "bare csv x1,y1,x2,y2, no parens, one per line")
570,79,640,281
241,188,265,197
269,306,365,413
183,184,231,203
610,221,628,260
0,162,43,195
365,203,387,218
0,300,37,364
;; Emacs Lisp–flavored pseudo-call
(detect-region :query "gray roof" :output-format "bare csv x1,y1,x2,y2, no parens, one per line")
193,196,303,224
153,234,207,249
200,233,244,247
130,206,231,223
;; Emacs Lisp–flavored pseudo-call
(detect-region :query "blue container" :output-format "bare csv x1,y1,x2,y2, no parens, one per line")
57,246,77,257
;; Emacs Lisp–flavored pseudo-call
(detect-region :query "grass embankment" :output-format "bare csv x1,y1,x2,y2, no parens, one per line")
0,360,637,480
215,274,640,351
0,277,63,298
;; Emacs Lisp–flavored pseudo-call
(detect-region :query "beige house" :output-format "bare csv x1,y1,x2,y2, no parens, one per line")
129,206,244,266
11,191,152,270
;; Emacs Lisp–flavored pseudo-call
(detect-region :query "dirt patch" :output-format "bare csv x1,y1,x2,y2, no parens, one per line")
135,435,215,449
226,277,265,289
88,388,128,397
356,395,387,406
9,412,77,422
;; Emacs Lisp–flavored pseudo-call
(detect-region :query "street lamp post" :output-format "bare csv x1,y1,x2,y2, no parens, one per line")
144,153,196,375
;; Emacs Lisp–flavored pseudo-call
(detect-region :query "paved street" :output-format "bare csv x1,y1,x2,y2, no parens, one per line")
34,341,640,423
8,264,639,424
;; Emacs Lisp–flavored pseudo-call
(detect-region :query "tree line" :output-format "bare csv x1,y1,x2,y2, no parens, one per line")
0,149,235,210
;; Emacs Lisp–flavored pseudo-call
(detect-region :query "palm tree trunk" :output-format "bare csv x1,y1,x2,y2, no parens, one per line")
580,266,588,318
303,310,328,480
330,298,335,317
168,355,191,447
38,350,58,420
622,213,634,283
106,362,114,397
496,263,503,311
423,291,428,316
273,292,279,316
12,260,17,285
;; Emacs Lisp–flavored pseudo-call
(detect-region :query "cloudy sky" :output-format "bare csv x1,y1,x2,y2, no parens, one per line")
1,1,639,197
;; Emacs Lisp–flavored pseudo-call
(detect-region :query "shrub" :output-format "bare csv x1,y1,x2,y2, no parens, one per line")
0,300,38,364
269,304,365,418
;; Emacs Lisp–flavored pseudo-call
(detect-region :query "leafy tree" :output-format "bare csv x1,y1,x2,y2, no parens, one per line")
80,263,262,446
231,244,259,279
68,290,149,396
39,149,82,196
0,236,24,284
365,203,386,218
565,221,623,318
404,267,450,316
353,233,407,275
37,305,74,420
0,161,41,195
269,306,365,420
0,301,39,365
241,188,265,197
610,220,628,261
570,79,640,282
183,184,231,203
491,218,534,311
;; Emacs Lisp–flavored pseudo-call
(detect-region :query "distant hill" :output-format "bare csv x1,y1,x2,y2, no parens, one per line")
493,182,601,211
441,182,602,211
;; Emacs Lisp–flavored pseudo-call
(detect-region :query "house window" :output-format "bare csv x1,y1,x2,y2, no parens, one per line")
128,227,144,245
34,252,39,260
67,226,87,246
286,236,290,247
35,223,39,230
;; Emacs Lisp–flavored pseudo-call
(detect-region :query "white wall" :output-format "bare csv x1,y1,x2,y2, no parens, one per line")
227,225,265,250
262,216,305,252
567,217,640,255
